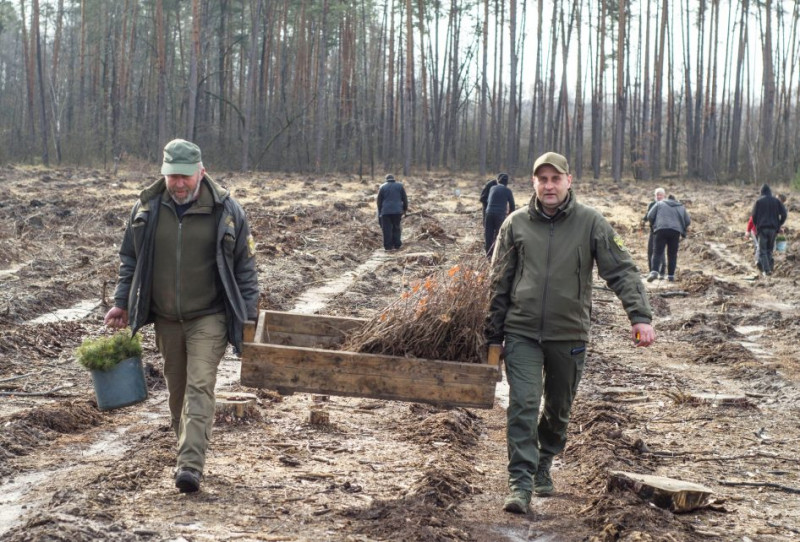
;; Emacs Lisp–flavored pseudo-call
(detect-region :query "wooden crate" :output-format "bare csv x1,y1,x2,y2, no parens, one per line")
241,310,500,409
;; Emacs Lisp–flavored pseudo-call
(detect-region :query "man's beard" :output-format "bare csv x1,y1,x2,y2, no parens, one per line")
169,180,201,205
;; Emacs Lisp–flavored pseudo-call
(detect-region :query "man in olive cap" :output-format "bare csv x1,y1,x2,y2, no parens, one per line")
486,151,654,514
104,138,259,493
376,174,408,251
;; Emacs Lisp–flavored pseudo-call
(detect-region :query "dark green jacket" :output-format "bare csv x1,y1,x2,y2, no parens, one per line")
113,175,259,352
486,190,651,343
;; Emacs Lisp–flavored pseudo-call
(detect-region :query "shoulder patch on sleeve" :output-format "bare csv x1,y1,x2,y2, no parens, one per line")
613,234,627,252
247,234,256,258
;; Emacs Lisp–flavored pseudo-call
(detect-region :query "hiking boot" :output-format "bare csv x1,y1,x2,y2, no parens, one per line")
646,271,658,282
502,489,531,514
534,458,554,496
667,275,675,282
175,467,202,493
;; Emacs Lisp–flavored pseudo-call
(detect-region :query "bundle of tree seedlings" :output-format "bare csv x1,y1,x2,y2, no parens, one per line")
344,256,490,363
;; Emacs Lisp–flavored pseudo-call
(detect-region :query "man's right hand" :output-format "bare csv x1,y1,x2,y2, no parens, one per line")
104,307,129,329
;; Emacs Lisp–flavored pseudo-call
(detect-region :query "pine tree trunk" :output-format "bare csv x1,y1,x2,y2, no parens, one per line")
417,0,431,171
591,0,605,179
612,0,626,182
506,0,517,170
403,0,414,175
314,0,330,172
187,0,201,140
32,0,49,165
759,0,775,174
573,1,584,179
651,0,668,178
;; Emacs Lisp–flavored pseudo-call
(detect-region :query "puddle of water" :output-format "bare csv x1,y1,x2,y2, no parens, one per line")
492,525,559,542
82,427,131,458
735,325,767,337
292,250,390,314
26,299,100,325
0,470,50,537
739,341,770,357
0,263,26,280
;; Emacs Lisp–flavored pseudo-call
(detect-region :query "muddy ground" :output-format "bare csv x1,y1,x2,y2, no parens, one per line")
0,164,799,542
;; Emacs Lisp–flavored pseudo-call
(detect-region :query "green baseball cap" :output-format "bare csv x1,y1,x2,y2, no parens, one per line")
533,152,569,175
161,139,202,176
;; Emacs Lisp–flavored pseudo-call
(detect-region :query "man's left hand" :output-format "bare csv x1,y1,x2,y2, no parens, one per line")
631,323,655,347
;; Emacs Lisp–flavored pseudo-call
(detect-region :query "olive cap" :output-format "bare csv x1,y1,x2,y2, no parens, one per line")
533,152,569,175
161,139,202,176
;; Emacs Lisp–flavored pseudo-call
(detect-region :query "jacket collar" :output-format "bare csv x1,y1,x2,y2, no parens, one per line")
528,188,575,221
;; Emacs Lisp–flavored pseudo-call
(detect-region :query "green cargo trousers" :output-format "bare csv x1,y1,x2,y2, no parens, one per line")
155,313,228,473
504,334,586,492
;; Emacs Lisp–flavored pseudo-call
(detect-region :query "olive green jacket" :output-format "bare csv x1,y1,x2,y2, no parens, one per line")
486,190,651,343
113,175,259,352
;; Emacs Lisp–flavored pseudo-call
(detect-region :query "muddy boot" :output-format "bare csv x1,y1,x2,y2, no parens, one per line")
175,467,202,493
534,457,554,496
502,489,531,514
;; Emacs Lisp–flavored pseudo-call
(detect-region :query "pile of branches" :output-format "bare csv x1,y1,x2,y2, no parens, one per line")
343,256,490,363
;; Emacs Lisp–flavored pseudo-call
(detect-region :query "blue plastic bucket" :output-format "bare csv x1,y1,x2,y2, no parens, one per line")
91,357,148,411
776,240,787,253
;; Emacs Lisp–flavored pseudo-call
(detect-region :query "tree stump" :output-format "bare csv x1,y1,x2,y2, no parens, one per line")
308,405,330,425
215,392,258,419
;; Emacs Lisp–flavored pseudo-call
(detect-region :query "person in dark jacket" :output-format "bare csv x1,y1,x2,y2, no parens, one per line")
479,177,498,224
487,152,654,515
377,174,408,251
646,194,691,282
642,187,666,278
484,173,515,257
104,139,259,494
751,183,788,276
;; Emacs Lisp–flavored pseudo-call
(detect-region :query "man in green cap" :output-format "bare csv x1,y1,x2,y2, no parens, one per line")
104,138,259,493
486,151,655,514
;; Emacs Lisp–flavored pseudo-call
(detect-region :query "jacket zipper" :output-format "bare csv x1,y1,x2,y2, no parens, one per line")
176,220,183,321
540,220,555,336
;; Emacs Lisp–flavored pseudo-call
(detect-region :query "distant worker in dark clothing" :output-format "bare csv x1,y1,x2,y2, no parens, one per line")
642,188,666,278
377,174,408,251
646,194,691,282
751,183,787,276
484,173,515,257
479,177,498,224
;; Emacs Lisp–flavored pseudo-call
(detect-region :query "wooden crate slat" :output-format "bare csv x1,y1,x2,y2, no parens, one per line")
241,343,497,409
257,310,367,340
262,331,342,349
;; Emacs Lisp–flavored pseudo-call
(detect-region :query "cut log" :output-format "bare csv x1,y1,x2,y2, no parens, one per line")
609,471,713,513
601,387,649,403
688,393,749,406
659,291,689,298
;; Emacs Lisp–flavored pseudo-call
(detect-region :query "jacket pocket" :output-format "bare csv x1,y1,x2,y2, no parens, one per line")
131,212,148,254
